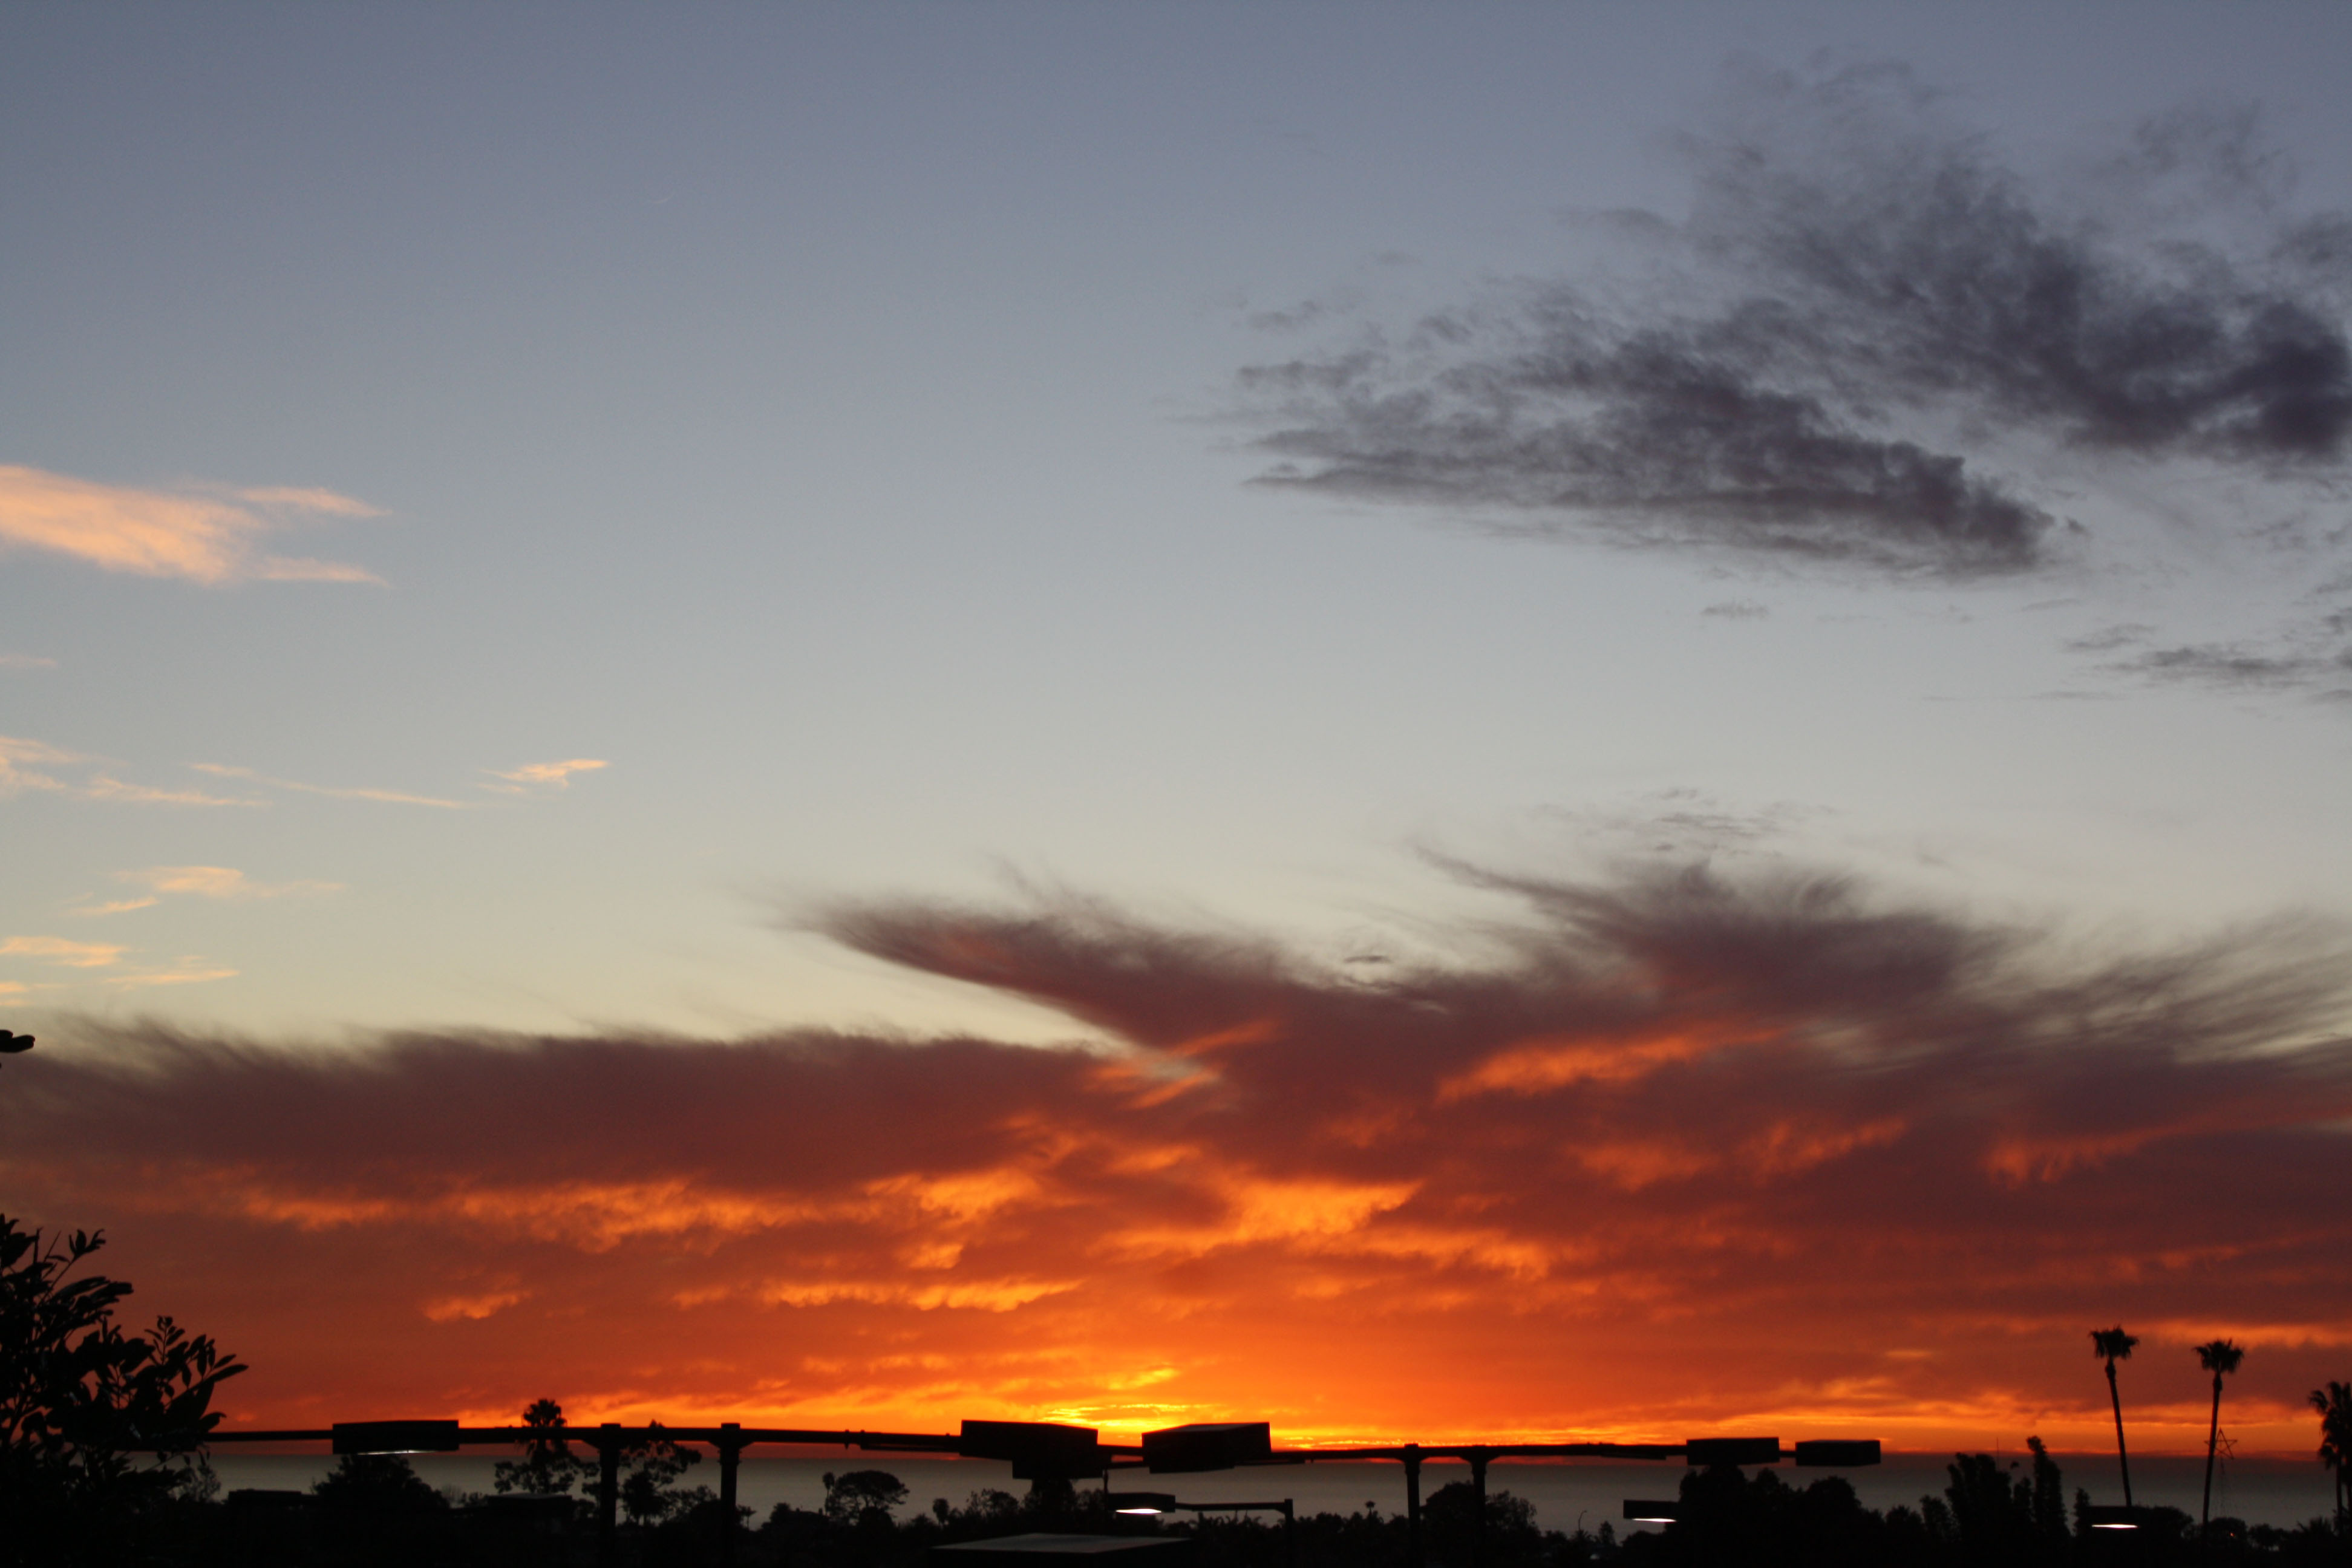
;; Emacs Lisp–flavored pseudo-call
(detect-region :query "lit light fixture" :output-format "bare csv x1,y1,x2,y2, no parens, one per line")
1109,1492,1177,1516
2081,1504,2148,1530
1624,1500,1680,1523
331,1420,461,1455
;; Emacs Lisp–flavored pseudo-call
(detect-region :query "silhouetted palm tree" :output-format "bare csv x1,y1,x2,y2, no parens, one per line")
2091,1326,2140,1506
2311,1380,2352,1531
2194,1339,2243,1530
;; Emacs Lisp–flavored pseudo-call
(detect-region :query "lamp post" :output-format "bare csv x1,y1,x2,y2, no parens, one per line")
0,1030,32,1069
594,1423,622,1566
716,1422,743,1565
1108,1492,1295,1568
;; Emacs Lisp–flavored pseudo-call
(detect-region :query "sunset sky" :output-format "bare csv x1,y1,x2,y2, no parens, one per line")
4,2,2351,1467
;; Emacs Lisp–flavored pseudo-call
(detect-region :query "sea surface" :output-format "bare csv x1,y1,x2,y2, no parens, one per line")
202,1449,2337,1534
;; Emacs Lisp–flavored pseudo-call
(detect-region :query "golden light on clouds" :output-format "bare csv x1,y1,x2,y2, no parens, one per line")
0,934,126,967
485,759,610,792
4,867,2347,1455
0,465,382,584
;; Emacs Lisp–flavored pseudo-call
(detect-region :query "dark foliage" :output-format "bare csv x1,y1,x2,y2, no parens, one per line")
0,1211,244,1567
822,1467,912,1524
492,1396,592,1498
313,1452,448,1517
622,1420,711,1524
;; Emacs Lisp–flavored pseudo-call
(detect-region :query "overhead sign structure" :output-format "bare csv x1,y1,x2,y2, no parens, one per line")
1681,1437,1783,1467
331,1420,461,1455
1791,1440,1881,1466
1141,1423,1272,1474
959,1420,1117,1481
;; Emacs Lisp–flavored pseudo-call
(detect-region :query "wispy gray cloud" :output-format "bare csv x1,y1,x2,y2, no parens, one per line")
2123,642,2352,692
1238,64,2351,580
2071,616,2352,696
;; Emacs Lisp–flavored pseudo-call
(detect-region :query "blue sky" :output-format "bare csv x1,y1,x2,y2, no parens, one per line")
8,1,2349,1040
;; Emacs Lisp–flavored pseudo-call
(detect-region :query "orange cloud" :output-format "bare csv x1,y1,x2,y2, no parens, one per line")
0,734,264,808
0,734,78,796
423,1289,528,1324
0,934,124,967
191,763,466,809
1440,1030,1725,1099
4,866,2348,1457
483,759,609,794
97,866,342,907
0,465,382,583
1,932,234,993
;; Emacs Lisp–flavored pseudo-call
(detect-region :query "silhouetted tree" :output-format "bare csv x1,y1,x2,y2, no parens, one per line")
961,1486,1022,1521
313,1451,446,1516
1618,1465,1891,1568
1424,1477,1541,1564
621,1420,708,1524
2198,1339,2247,1530
822,1468,909,1526
1917,1446,2073,1567
2311,1381,2352,1532
0,1213,244,1566
2024,1436,2067,1548
2092,1325,2141,1505
1021,1474,1081,1521
492,1395,591,1497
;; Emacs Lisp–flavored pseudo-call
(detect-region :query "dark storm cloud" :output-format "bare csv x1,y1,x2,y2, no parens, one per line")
7,863,2350,1431
1240,65,2351,578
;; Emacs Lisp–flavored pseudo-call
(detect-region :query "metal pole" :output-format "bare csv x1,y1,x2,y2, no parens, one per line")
718,1422,742,1564
1283,1499,1295,1568
1469,1450,1491,1568
1404,1446,1423,1568
597,1423,621,1566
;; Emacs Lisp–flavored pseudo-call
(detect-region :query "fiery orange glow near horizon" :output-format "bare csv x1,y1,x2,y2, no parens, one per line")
5,867,2348,1460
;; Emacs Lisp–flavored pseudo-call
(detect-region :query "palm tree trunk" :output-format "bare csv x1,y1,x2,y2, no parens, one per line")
2108,1360,2134,1506
2204,1371,2222,1527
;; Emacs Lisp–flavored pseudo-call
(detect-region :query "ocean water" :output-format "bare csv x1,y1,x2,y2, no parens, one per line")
202,1448,2339,1534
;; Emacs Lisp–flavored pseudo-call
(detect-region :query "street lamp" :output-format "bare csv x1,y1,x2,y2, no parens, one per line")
332,1420,461,1455
0,1030,32,1070
1105,1492,1296,1568
2081,1504,2151,1530
1107,1492,1178,1515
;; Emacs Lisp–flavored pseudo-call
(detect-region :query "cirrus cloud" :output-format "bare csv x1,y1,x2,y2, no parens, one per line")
0,465,384,584
483,759,610,795
73,866,343,918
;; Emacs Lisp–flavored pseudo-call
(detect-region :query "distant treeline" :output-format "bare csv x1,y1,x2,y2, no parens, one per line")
21,1448,2351,1568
